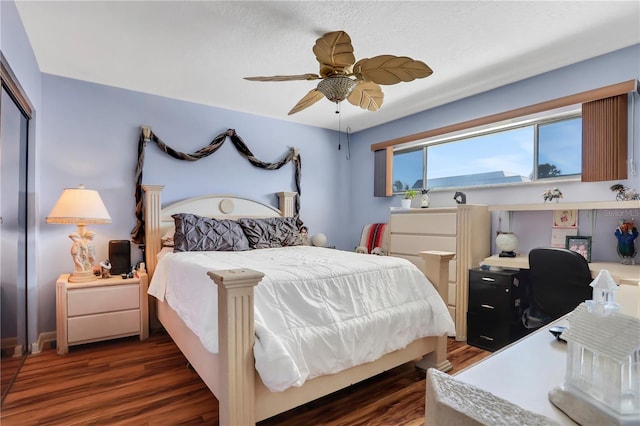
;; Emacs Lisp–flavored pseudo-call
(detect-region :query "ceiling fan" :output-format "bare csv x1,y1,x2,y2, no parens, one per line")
244,30,433,115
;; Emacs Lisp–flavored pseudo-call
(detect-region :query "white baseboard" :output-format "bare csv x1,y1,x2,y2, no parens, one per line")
31,331,56,354
1,337,23,357
1,336,17,351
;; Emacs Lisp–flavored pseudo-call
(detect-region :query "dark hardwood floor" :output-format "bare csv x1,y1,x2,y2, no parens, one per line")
1,332,490,425
1,354,25,403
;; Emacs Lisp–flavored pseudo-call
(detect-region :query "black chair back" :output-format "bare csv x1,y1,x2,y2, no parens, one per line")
528,247,593,321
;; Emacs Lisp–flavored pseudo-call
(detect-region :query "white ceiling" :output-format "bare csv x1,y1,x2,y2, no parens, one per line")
14,1,640,132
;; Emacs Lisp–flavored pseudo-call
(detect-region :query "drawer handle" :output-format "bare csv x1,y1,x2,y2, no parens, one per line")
480,335,494,341
481,277,496,282
480,304,495,310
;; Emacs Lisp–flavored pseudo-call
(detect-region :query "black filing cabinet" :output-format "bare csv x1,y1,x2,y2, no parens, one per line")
467,268,529,352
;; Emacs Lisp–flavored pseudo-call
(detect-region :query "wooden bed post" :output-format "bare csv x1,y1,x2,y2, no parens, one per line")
208,269,265,426
276,191,296,217
420,250,455,305
417,250,455,372
142,184,164,278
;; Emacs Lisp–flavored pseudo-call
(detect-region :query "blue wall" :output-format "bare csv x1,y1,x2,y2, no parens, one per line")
348,44,640,261
3,0,639,343
37,75,351,334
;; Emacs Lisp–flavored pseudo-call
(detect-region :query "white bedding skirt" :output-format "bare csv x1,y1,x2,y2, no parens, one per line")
148,245,455,392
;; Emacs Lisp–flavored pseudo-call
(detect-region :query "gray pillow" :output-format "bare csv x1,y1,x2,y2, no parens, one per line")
172,213,250,252
237,217,303,249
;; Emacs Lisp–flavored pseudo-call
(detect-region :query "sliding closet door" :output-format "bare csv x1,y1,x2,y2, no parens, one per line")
0,84,29,402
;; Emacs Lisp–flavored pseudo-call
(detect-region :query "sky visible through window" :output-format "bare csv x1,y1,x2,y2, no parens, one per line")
538,118,582,176
393,117,581,190
428,127,534,179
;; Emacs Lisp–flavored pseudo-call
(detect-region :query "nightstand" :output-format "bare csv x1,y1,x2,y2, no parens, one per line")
56,272,149,355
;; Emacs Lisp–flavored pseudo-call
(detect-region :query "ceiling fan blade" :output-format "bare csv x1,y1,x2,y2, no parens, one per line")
347,81,384,112
353,55,433,85
312,31,355,76
244,73,320,82
288,89,325,115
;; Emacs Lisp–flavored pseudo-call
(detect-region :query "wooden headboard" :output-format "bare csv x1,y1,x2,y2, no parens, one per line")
142,185,296,277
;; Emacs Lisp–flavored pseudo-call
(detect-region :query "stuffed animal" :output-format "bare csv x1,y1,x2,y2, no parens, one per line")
371,247,386,256
355,246,368,254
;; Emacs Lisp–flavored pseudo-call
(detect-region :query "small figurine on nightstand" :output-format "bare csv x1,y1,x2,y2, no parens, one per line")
123,265,135,279
99,259,112,278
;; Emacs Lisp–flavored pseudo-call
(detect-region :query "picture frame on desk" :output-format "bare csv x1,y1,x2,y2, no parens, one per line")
566,235,592,262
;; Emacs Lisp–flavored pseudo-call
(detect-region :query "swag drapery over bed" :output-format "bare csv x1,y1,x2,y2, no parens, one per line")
130,127,302,245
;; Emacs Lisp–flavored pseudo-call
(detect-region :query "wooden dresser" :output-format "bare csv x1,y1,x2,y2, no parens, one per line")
389,205,490,340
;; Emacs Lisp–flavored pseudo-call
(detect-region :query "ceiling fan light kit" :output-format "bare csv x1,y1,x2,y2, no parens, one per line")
244,30,433,115
317,76,356,102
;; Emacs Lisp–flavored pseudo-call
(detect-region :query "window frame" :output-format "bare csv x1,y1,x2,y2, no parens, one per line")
391,110,583,194
372,80,636,198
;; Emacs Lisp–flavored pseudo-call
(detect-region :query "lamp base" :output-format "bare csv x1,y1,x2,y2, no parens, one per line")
68,270,98,283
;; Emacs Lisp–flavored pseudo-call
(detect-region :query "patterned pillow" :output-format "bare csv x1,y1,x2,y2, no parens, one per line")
237,217,303,249
172,213,250,252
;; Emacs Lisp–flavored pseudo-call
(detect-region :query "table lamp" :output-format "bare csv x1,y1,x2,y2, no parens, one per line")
46,185,111,282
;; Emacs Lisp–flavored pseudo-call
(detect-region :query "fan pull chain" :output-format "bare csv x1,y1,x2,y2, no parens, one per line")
345,126,352,160
337,103,342,150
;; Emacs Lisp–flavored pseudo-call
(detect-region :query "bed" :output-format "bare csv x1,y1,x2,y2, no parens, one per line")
142,185,456,425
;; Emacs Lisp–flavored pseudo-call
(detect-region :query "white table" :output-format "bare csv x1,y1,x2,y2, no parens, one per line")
454,318,577,425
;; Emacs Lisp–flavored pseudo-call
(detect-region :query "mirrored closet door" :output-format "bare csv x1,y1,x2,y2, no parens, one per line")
1,56,31,404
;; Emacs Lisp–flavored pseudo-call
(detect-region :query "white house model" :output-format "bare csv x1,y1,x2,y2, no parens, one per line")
549,270,640,425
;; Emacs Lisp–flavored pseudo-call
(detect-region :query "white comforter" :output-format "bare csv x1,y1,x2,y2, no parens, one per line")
148,246,455,392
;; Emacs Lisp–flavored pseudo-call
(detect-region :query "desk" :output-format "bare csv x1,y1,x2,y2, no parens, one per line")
480,254,640,284
455,318,576,425
480,255,640,317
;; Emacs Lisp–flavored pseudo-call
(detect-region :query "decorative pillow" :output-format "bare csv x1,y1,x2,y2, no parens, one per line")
161,227,175,247
237,217,303,249
172,213,250,252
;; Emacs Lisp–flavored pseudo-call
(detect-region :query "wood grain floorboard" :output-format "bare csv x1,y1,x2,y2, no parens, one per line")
1,354,25,402
1,332,490,425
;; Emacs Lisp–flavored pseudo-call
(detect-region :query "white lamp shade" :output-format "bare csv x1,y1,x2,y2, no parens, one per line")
46,185,111,225
495,232,518,252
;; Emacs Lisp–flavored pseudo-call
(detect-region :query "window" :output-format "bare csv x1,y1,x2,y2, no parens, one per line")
374,80,635,196
392,149,424,191
392,114,582,192
537,117,582,179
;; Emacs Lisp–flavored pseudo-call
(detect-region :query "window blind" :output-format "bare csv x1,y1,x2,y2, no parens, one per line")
582,94,628,181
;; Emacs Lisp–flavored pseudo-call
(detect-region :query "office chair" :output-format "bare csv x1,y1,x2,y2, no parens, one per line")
522,247,593,329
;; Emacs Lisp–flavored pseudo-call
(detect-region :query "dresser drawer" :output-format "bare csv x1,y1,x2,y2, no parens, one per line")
390,211,457,235
467,311,510,351
468,283,510,315
390,234,457,255
469,269,515,288
67,284,140,316
67,310,140,343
